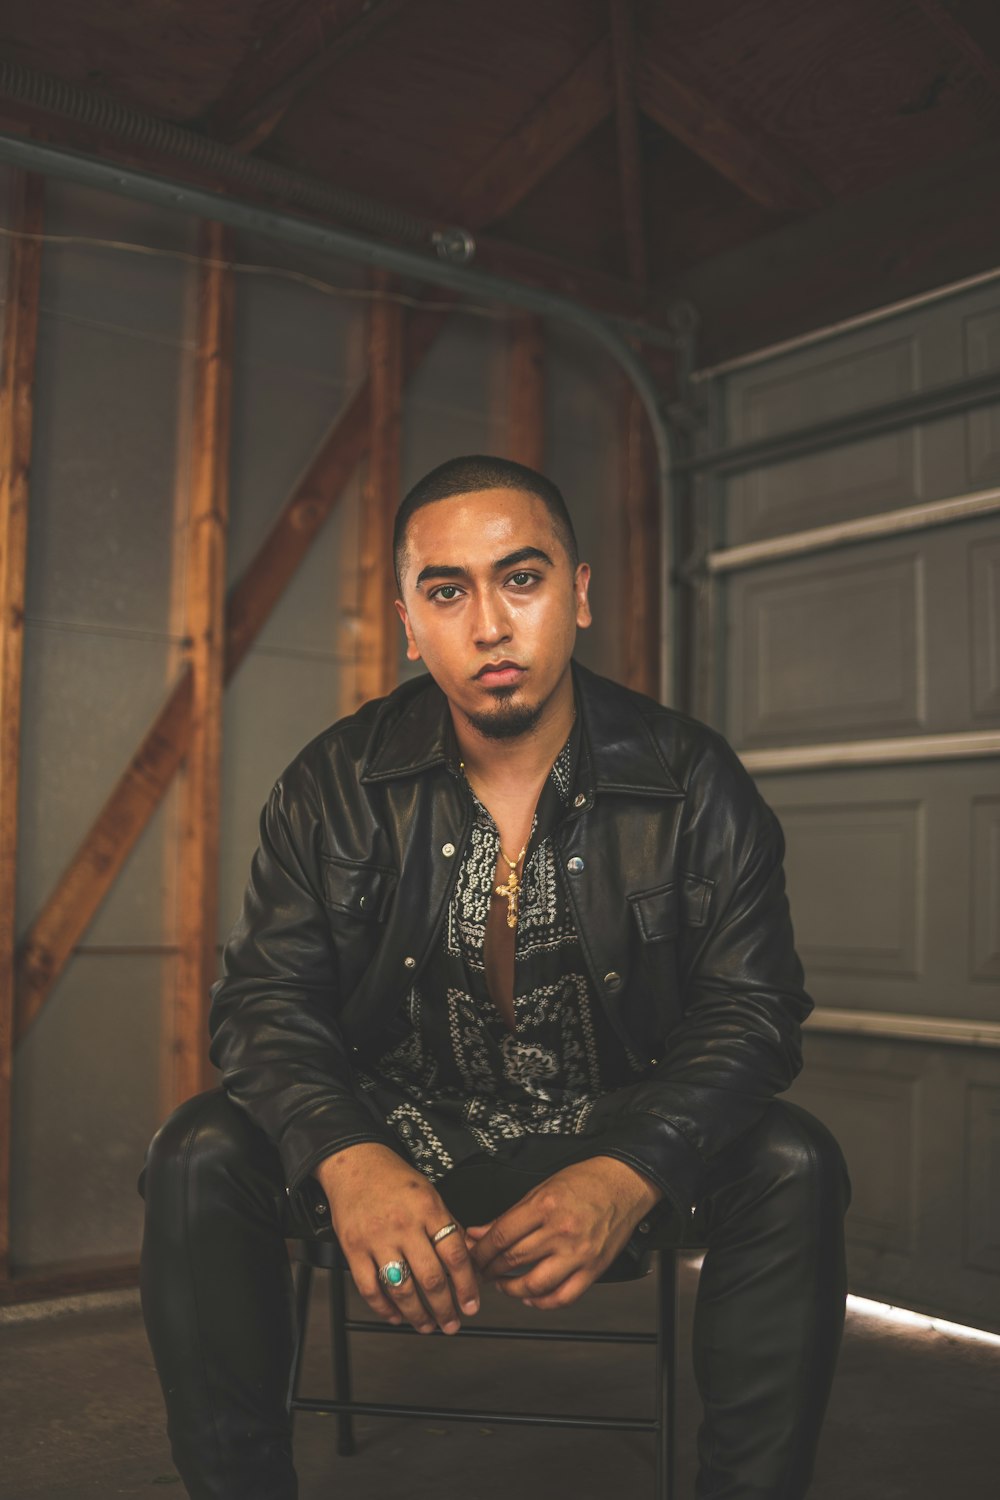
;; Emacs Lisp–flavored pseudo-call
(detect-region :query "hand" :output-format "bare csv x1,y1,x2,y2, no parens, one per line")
315,1143,480,1335
466,1155,662,1311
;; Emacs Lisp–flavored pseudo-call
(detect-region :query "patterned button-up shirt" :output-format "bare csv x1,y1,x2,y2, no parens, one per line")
355,713,646,1182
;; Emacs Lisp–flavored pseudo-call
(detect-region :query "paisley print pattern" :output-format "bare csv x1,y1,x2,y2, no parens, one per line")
360,717,645,1181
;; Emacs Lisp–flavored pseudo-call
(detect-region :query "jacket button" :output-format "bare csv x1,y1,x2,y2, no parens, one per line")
404,956,416,969
442,842,456,857
567,856,585,874
604,971,622,990
358,895,367,908
637,1220,651,1235
573,793,586,808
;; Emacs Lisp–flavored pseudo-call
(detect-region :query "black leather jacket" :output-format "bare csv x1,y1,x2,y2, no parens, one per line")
209,661,812,1216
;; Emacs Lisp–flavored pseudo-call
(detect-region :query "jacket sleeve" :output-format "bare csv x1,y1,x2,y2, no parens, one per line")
208,770,398,1190
586,737,813,1217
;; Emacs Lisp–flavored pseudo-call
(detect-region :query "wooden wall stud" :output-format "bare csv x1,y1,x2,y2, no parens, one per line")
170,221,234,1105
0,171,43,1279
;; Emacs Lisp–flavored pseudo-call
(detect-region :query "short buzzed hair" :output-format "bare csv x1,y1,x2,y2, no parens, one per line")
393,454,579,590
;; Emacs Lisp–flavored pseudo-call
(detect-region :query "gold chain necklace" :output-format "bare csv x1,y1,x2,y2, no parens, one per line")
459,760,529,929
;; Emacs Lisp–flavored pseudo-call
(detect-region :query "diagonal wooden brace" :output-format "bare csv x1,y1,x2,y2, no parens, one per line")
13,305,445,1043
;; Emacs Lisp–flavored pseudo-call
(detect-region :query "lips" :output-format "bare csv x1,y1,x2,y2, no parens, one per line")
475,660,525,684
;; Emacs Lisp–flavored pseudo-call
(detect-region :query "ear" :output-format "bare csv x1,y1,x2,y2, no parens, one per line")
573,562,593,630
394,598,422,662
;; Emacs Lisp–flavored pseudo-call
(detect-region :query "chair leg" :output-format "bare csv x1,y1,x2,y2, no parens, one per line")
655,1250,677,1500
287,1262,313,1423
329,1246,356,1457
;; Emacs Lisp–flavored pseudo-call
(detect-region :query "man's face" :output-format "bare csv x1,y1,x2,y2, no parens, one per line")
394,487,591,740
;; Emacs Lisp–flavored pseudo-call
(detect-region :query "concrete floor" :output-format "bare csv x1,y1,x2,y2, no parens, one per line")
0,1254,993,1499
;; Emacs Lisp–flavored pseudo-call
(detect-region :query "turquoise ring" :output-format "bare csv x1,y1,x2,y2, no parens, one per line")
378,1258,411,1291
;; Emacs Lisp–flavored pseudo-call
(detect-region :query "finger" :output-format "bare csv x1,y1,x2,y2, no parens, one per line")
403,1243,464,1334
476,1226,549,1283
369,1249,440,1333
343,1251,404,1325
469,1201,545,1275
432,1226,481,1314
521,1266,593,1311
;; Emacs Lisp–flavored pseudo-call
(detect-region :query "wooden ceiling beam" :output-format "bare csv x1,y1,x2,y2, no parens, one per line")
610,0,648,286
635,54,829,214
912,0,1000,95
454,37,614,230
209,0,412,152
665,134,1000,367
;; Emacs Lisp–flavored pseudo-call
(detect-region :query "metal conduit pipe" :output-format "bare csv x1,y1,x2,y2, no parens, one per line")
0,131,680,704
0,58,474,262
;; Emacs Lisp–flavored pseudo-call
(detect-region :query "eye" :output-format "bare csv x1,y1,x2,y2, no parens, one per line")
429,584,463,602
508,571,537,587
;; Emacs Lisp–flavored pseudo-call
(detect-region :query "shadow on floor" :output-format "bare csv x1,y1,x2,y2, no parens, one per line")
0,1255,993,1498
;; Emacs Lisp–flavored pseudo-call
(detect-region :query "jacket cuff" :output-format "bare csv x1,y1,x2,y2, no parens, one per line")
583,1112,705,1219
275,1098,404,1192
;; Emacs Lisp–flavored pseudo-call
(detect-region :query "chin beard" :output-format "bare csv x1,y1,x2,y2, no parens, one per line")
464,690,543,741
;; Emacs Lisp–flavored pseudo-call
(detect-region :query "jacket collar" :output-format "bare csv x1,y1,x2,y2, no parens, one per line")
360,660,684,797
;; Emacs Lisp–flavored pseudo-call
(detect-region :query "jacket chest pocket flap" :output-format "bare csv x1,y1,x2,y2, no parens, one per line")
320,857,397,923
629,872,713,943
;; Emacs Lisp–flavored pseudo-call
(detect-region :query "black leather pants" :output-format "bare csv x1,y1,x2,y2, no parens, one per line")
139,1091,850,1500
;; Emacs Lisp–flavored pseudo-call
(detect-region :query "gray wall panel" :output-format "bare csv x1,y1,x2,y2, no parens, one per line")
10,954,163,1268
16,626,177,945
26,312,184,634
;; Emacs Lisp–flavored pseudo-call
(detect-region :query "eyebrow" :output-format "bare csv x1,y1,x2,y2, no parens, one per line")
414,546,555,589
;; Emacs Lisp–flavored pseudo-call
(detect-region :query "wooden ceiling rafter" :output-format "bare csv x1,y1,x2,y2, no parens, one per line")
209,0,412,152
635,53,829,215
609,0,647,286
911,0,1000,96
452,35,615,231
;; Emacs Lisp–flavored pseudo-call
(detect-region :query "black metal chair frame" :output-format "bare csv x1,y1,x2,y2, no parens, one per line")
287,1238,677,1500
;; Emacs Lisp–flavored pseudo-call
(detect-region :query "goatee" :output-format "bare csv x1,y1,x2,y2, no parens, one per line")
464,690,543,741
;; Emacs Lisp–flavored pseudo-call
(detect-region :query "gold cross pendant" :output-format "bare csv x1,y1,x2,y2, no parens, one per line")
495,869,521,929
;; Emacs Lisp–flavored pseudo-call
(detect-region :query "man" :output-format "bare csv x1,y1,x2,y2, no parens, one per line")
141,454,851,1500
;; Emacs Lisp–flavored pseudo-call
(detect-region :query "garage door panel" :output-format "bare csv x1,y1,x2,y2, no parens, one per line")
772,799,923,980
710,282,1000,1328
970,535,1000,718
732,552,925,745
757,760,1000,1022
728,430,919,544
727,516,1000,745
963,307,1000,485
972,796,1000,982
793,1062,919,1253
966,1082,1000,1274
786,1035,1000,1331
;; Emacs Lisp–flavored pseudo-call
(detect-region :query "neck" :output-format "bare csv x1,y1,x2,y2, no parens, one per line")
450,667,576,794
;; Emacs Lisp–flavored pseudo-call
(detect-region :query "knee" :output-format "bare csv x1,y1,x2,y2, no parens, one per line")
752,1101,852,1214
140,1089,267,1206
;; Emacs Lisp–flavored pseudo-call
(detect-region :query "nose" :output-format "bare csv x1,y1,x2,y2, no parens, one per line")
472,589,511,647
